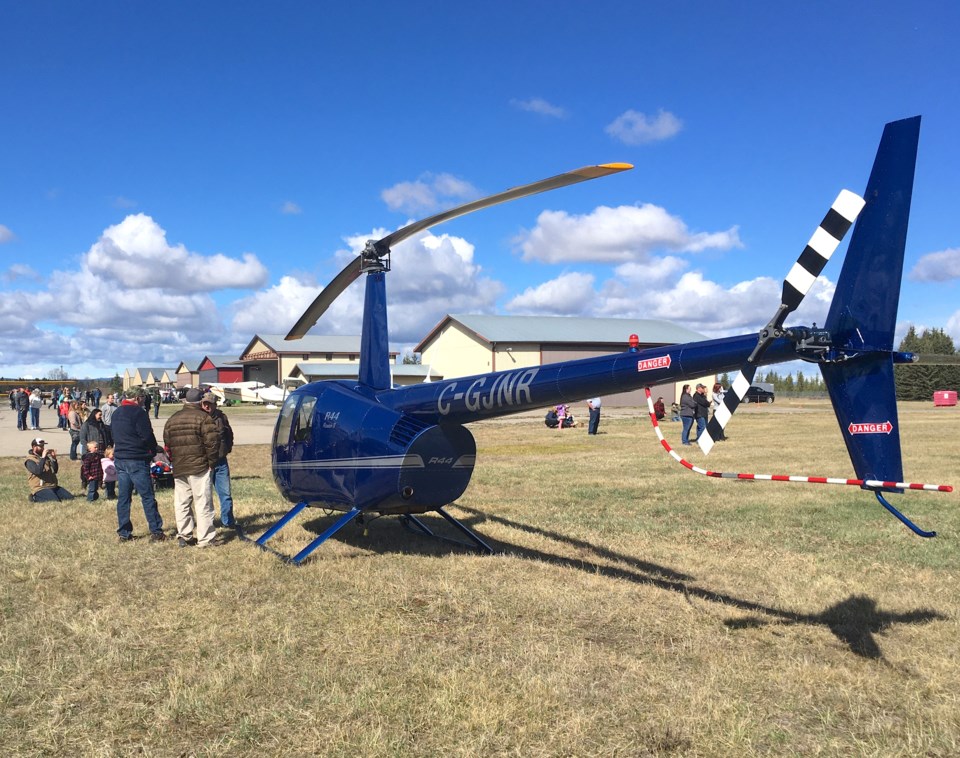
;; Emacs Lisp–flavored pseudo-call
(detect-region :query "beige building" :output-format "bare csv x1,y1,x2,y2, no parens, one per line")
416,314,714,407
122,367,177,392
238,334,400,386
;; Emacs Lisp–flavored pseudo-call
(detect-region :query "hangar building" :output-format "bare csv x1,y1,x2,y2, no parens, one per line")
415,314,711,407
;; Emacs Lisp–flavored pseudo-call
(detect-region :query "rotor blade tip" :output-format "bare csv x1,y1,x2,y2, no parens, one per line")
601,162,633,171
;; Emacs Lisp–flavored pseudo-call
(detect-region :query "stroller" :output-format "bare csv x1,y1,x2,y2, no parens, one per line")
150,449,174,489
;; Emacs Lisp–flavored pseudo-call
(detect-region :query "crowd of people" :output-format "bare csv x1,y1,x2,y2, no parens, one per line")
21,385,238,548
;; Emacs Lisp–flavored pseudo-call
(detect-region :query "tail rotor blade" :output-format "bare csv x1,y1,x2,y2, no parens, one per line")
701,189,865,454
700,367,756,454
285,163,632,340
781,189,865,315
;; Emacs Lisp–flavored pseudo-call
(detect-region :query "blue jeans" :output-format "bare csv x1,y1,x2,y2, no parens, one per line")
212,458,235,526
696,416,707,440
86,480,99,501
115,458,164,538
30,407,40,428
588,408,600,435
681,416,694,444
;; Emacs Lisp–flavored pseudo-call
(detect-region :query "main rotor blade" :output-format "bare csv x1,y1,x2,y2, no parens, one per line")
379,162,633,250
286,258,364,340
286,163,633,340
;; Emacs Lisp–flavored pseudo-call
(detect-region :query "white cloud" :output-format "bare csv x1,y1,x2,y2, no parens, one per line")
909,247,960,282
517,204,742,263
0,213,275,376
506,272,596,315
2,263,40,283
381,173,479,215
510,97,568,119
605,109,682,145
946,313,960,349
281,201,302,215
0,224,14,243
232,229,503,344
85,214,269,292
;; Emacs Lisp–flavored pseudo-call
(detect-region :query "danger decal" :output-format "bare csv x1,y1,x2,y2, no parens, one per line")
637,355,671,372
848,421,894,435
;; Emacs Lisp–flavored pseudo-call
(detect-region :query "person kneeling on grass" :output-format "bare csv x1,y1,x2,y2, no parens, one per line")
25,437,75,502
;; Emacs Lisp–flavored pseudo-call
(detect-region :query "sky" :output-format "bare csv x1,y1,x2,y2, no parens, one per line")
1,1,959,380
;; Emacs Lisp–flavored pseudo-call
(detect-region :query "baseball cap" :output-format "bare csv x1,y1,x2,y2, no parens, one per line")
32,437,45,446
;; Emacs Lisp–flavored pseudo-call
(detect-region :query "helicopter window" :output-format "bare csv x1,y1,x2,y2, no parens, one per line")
293,396,316,443
274,396,298,447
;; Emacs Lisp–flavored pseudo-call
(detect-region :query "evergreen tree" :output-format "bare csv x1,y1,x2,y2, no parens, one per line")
894,327,960,400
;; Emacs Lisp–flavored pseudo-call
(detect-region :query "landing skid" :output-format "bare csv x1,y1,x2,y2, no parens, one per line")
249,503,493,564
401,507,495,555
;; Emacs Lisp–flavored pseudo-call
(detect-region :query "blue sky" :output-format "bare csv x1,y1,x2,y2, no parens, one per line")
1,1,958,379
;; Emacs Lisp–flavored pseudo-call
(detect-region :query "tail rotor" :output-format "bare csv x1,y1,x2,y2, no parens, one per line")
699,189,865,454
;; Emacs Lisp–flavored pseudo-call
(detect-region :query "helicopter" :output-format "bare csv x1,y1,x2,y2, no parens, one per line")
257,116,949,564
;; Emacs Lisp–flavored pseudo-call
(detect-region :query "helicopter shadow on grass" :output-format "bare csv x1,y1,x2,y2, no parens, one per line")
297,504,945,661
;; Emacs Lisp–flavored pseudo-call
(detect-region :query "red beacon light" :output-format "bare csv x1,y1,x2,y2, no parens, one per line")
628,333,640,352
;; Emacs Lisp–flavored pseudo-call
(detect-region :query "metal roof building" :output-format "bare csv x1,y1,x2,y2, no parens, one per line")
416,314,711,406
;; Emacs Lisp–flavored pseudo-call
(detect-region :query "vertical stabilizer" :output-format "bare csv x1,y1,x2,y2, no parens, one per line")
821,117,920,488
824,116,920,349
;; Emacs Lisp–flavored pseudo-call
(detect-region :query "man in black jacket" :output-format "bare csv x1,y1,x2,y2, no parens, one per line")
693,383,711,441
112,388,166,542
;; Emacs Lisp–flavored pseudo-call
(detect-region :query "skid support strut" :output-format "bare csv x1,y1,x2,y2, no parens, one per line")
401,507,495,554
254,503,362,565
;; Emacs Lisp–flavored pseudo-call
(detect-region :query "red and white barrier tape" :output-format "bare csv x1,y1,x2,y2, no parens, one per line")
644,388,952,493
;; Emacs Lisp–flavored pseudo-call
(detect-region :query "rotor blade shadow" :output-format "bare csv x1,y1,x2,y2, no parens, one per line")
295,507,944,660
454,506,946,660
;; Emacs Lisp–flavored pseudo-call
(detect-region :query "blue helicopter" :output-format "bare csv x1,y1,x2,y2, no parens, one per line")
258,116,945,564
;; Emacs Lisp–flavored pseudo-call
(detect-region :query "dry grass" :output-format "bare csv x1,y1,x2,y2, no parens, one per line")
1,400,958,756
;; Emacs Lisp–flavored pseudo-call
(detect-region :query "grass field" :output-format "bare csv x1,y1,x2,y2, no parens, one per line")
1,400,958,756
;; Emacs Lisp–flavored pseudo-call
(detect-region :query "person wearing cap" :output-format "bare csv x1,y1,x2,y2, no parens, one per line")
693,383,711,441
200,391,238,529
163,387,223,548
25,438,75,502
112,387,167,542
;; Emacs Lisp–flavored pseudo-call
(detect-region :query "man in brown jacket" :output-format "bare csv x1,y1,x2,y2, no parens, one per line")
163,387,222,548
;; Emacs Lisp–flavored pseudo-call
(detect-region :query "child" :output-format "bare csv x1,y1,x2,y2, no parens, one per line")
80,440,104,502
555,403,566,431
101,445,117,500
